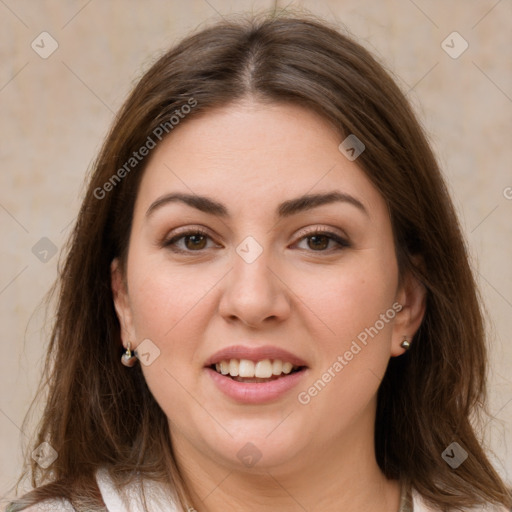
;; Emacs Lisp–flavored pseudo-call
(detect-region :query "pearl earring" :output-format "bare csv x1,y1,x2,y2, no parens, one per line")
121,342,138,367
400,338,411,350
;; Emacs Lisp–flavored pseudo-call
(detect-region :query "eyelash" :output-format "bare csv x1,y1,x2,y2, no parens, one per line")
162,226,350,254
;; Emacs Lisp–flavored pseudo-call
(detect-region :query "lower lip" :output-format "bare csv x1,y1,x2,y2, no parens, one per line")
205,367,307,404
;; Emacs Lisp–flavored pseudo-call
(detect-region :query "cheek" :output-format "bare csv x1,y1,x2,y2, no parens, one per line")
295,250,399,420
126,261,218,414
127,257,219,342
125,257,227,400
297,250,399,347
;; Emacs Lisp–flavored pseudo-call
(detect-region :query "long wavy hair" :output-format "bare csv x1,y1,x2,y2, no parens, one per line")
7,10,512,512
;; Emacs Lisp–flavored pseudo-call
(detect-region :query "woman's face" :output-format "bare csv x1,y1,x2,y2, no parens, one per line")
112,99,424,475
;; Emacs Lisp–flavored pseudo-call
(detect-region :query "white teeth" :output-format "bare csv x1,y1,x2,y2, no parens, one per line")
254,359,273,378
214,358,299,378
228,359,239,376
238,359,255,377
282,362,293,374
219,360,230,375
272,360,283,375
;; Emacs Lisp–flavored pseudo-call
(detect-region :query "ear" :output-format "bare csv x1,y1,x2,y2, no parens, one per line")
390,264,427,357
111,258,136,349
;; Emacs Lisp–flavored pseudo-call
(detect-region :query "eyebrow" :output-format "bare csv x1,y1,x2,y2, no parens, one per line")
145,191,368,219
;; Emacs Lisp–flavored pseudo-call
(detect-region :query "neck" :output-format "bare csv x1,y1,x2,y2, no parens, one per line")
171,420,401,512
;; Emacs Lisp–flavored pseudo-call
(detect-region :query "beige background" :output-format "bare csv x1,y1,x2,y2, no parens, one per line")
1,0,511,505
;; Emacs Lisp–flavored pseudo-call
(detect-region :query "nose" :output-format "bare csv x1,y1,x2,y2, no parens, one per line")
217,246,291,328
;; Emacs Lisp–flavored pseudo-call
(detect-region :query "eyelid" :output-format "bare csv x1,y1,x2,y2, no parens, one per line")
161,224,350,254
161,225,214,246
294,225,348,241
293,226,350,251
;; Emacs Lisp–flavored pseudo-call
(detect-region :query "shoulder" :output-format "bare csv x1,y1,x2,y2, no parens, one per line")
95,466,182,512
6,468,181,512
412,488,511,512
8,497,75,512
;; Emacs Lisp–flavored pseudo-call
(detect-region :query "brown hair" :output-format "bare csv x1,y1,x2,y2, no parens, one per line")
7,10,511,512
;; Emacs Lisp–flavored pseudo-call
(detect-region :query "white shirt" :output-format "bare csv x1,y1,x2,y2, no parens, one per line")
21,466,510,511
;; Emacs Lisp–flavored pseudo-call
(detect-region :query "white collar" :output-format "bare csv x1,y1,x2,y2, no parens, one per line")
95,466,181,512
94,467,508,512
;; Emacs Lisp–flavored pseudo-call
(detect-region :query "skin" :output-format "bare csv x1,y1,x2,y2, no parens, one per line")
111,98,426,512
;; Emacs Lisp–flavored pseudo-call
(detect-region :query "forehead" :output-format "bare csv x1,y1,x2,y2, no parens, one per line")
134,100,384,219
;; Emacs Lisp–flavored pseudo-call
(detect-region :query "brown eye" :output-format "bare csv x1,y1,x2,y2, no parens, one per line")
306,234,331,251
295,229,349,252
183,233,208,250
163,229,215,253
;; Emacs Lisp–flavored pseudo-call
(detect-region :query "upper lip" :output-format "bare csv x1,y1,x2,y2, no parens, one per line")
204,345,308,368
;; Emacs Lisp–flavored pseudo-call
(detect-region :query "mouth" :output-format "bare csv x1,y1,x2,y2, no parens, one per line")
204,345,309,403
209,358,306,383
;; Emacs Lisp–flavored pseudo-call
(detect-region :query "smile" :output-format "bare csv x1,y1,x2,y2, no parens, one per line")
212,358,302,382
204,345,309,404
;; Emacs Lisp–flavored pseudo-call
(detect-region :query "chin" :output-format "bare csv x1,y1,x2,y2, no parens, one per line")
197,420,310,472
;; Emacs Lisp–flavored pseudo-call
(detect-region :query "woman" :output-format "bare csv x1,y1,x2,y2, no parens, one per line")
7,11,511,512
